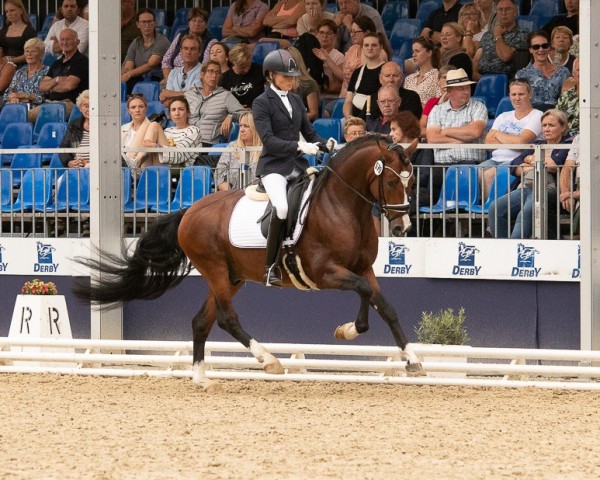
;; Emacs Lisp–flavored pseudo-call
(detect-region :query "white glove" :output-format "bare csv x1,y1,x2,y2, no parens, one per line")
326,137,338,153
298,141,320,156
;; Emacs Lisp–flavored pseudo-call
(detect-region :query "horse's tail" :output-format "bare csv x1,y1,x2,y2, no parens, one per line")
73,210,191,308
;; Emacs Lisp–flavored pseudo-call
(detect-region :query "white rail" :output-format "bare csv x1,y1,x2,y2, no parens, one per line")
1,338,600,390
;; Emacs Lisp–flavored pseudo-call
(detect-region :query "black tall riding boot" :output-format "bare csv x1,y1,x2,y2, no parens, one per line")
264,212,286,287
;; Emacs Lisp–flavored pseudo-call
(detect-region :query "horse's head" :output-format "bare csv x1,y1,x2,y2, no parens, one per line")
371,138,417,236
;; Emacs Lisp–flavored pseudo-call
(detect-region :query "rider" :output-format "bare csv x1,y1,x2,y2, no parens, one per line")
252,48,336,287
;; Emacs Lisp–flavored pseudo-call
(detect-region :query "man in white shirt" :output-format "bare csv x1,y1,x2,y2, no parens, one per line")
44,0,89,55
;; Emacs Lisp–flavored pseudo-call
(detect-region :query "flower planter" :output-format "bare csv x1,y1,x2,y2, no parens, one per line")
8,294,75,367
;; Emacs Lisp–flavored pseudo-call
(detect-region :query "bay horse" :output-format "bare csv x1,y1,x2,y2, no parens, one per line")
74,134,425,388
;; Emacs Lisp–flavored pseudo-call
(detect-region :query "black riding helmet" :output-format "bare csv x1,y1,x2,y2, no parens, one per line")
262,49,301,77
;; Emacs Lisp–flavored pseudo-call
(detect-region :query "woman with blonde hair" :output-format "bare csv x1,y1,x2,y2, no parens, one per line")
59,89,91,168
121,93,151,169
287,46,320,120
459,2,486,57
217,111,263,190
0,0,36,65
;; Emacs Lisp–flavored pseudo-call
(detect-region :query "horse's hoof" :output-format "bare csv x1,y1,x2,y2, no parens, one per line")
334,322,359,340
264,359,284,374
405,362,426,377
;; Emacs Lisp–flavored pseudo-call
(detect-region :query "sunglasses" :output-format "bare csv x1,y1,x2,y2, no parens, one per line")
127,93,145,100
181,72,187,89
530,43,550,50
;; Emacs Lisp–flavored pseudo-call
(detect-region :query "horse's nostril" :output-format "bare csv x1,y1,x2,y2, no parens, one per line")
391,226,403,237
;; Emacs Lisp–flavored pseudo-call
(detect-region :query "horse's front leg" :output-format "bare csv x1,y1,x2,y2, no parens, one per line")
192,295,221,391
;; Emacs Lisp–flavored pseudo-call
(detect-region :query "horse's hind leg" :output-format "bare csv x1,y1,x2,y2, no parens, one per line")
192,294,220,390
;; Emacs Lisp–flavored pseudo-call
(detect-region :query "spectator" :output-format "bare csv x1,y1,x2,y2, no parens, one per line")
481,79,543,199
333,0,385,54
474,0,495,32
0,0,37,66
559,133,580,232
121,8,170,94
312,19,344,98
420,65,454,137
287,46,320,121
34,28,88,122
138,96,201,169
159,35,202,106
121,92,151,170
121,0,140,65
161,8,214,84
404,37,442,106
297,0,334,37
378,61,423,120
426,68,488,165
217,111,263,190
366,85,401,134
421,0,462,45
488,109,571,239
543,0,579,36
208,42,230,76
220,43,265,108
59,89,90,168
262,0,305,46
549,26,575,73
185,60,245,148
44,0,88,56
440,23,473,79
557,57,579,137
514,30,571,112
390,111,440,215
222,0,270,44
459,2,486,57
343,32,386,120
343,115,366,142
3,37,48,108
472,0,527,80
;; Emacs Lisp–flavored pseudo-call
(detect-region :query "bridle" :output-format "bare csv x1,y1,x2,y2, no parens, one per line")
324,142,414,218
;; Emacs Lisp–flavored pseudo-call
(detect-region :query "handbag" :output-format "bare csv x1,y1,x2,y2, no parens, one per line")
351,66,370,110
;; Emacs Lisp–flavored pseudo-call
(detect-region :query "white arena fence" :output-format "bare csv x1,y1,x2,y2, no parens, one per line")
2,337,600,391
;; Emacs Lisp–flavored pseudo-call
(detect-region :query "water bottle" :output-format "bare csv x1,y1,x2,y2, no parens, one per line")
553,50,564,65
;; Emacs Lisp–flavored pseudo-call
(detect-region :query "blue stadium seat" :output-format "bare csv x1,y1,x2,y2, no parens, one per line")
36,122,68,164
0,103,27,144
41,13,55,34
208,143,228,157
121,102,131,124
529,0,559,26
69,105,83,122
42,53,59,67
324,3,339,14
0,169,12,211
473,74,508,118
175,8,191,25
313,118,342,143
393,39,413,62
252,41,280,64
121,81,127,101
156,25,171,38
382,1,410,36
10,146,42,187
123,166,171,212
389,19,421,50
170,23,187,42
47,153,67,183
152,8,166,26
0,122,33,166
50,168,90,212
229,122,239,141
147,101,166,117
416,1,440,27
156,166,212,212
33,102,66,142
131,81,160,102
331,98,345,119
419,165,479,213
29,13,38,30
6,169,53,212
468,167,514,214
516,15,540,32
494,96,513,118
122,168,133,207
207,7,229,41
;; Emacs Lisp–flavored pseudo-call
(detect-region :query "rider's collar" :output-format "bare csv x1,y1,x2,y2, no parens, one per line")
270,84,289,97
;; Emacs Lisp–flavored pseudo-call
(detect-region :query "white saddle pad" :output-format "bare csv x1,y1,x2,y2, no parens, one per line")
229,181,313,248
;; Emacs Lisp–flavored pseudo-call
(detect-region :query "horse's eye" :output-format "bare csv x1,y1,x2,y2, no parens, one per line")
386,179,398,189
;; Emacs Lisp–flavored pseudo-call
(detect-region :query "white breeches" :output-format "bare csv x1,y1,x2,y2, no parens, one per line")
262,173,288,220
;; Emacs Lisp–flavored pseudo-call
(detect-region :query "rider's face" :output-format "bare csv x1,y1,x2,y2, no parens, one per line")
272,72,296,92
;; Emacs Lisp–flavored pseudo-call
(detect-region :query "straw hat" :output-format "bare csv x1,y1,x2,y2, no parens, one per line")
445,68,476,87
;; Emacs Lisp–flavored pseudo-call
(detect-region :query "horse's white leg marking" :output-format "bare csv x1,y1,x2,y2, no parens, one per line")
192,361,220,391
334,322,359,340
401,343,426,376
250,339,284,374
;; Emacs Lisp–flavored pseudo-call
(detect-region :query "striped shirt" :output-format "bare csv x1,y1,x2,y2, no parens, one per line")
161,125,202,166
79,130,90,161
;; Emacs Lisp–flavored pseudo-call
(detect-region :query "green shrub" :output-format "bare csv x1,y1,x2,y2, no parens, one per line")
414,307,469,345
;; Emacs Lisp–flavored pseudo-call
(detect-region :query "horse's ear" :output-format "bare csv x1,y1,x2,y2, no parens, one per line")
404,138,418,161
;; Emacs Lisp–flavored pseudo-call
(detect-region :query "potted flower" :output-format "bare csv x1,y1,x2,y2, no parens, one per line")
20,279,58,296
415,307,470,378
9,278,74,367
